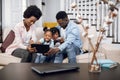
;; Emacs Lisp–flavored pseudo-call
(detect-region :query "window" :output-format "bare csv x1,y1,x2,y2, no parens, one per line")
0,0,2,42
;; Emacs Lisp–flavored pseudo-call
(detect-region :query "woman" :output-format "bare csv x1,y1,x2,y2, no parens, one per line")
5,5,42,62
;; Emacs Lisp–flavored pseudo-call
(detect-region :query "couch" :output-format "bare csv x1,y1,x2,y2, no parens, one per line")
1,24,119,69
0,24,98,69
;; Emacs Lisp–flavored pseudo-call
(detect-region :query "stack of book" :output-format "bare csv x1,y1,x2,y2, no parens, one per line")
95,59,118,69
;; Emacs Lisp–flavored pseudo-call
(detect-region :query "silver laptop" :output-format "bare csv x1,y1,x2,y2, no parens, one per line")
31,64,79,75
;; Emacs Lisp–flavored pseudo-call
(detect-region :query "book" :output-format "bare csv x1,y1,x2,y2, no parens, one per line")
94,59,118,68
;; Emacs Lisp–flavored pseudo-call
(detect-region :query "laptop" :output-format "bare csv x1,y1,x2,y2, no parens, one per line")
31,44,50,53
31,64,79,75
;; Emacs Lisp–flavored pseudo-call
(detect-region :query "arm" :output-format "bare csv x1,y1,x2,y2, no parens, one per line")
13,24,37,52
13,24,27,49
46,27,80,55
58,28,79,51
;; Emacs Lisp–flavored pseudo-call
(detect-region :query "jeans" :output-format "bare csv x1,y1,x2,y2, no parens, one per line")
34,53,55,63
54,43,82,63
12,48,32,62
34,53,46,63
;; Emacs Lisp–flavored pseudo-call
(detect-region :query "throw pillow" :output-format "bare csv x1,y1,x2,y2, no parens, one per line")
0,30,15,53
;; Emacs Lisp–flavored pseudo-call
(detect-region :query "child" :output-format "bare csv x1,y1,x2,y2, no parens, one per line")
50,27,68,62
50,27,64,47
34,28,54,63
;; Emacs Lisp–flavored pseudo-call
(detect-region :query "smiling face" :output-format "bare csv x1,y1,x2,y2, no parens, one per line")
52,32,59,40
44,31,52,42
24,16,37,27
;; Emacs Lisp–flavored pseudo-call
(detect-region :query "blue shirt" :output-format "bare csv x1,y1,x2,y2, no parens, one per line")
58,21,83,51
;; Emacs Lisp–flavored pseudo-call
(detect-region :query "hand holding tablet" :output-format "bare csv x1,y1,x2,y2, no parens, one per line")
31,44,50,53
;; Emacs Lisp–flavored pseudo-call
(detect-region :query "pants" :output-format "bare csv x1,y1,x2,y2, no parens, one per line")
34,53,55,63
12,48,34,62
54,43,82,63
34,53,46,63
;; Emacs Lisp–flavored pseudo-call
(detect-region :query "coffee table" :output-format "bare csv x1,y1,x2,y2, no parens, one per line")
0,63,119,80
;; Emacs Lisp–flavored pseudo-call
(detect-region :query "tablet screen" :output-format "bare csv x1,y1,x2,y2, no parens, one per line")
31,44,50,53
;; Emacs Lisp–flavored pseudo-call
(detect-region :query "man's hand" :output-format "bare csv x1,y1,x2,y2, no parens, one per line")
60,37,64,43
45,47,60,56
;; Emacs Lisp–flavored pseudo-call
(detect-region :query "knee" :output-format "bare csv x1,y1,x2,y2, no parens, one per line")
23,50,30,57
68,58,76,63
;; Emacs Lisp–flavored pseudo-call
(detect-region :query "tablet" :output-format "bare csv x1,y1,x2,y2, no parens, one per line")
31,64,79,75
31,44,50,53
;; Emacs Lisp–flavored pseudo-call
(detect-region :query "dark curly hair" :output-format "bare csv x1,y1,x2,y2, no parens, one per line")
50,27,60,37
56,11,68,20
23,5,42,20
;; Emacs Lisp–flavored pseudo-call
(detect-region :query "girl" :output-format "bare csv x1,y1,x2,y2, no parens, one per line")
34,29,54,63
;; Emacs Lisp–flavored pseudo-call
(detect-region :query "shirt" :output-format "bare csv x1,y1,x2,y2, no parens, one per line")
5,21,37,54
39,38,54,48
58,21,83,51
60,28,66,39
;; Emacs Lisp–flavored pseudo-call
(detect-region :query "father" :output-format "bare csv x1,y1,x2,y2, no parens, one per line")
46,11,83,63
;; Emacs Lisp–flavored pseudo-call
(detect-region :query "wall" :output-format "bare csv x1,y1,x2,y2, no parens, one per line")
0,0,2,42
0,0,1,27
43,0,60,22
2,0,24,29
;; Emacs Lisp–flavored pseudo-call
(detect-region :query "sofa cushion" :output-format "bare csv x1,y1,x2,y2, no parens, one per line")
0,66,4,69
0,54,21,66
0,30,15,53
63,53,106,63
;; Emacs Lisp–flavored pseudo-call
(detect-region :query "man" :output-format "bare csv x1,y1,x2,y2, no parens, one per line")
46,11,82,63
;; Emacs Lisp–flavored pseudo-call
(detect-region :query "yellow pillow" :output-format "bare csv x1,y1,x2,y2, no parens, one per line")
43,22,58,28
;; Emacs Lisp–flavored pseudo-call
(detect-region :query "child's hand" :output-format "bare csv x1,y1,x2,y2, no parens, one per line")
36,41,41,44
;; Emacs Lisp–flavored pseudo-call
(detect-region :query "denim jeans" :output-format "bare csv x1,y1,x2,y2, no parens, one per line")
54,43,82,63
34,53,46,63
34,53,55,63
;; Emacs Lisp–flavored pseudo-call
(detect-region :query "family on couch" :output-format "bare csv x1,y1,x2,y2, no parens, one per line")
1,5,83,63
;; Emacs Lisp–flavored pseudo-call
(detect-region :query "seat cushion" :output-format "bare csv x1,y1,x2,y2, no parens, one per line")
63,53,106,63
0,66,4,69
0,54,21,66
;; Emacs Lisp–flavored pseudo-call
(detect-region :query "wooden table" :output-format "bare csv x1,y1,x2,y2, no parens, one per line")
0,63,120,80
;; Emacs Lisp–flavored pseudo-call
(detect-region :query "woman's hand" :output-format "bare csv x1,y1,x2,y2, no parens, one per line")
36,41,41,44
27,46,36,53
